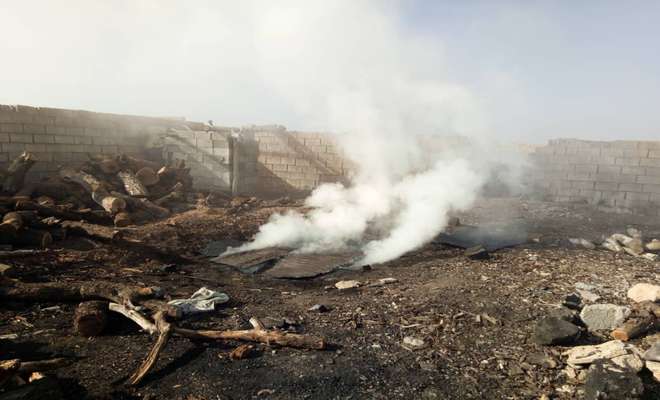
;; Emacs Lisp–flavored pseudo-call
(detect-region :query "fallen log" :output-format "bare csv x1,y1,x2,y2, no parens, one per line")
118,170,149,197
2,212,23,230
153,183,184,207
111,192,169,220
14,200,112,225
11,229,53,248
73,301,108,337
59,168,126,214
2,152,36,194
0,282,162,307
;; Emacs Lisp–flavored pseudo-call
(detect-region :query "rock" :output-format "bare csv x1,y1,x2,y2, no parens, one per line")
549,306,577,322
420,387,442,400
640,252,658,261
643,342,660,362
625,238,645,255
569,238,596,249
580,304,630,331
627,283,660,303
563,293,582,310
646,239,660,251
602,238,623,253
335,280,361,290
584,360,644,400
576,289,601,303
565,340,644,372
532,317,580,345
465,245,489,260
575,282,597,291
308,304,329,313
402,336,426,349
646,360,660,382
378,277,397,285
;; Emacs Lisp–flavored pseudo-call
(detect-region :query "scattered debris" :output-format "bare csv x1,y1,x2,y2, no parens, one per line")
627,283,660,303
335,280,361,290
230,344,255,360
564,340,644,372
580,304,631,331
168,287,229,315
569,238,596,250
308,304,330,313
402,336,426,349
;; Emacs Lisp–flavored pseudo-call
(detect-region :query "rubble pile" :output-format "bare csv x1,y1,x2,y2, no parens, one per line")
534,281,660,399
0,151,195,249
570,227,660,261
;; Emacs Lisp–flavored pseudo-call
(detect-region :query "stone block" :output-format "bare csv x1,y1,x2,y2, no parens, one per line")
649,150,660,158
25,144,47,152
1,143,26,152
9,133,33,143
619,183,642,192
590,173,636,183
54,135,75,144
574,164,597,173
567,173,591,181
597,165,621,174
595,182,618,191
22,124,45,134
621,166,646,175
0,123,23,133
646,166,660,176
637,175,660,184
643,184,660,194
625,192,650,202
571,181,595,190
615,158,641,166
641,158,660,167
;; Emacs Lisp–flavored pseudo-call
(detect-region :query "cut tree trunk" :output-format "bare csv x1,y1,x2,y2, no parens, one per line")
73,301,108,337
14,200,112,225
135,167,159,186
13,229,53,248
111,192,170,219
113,212,132,227
117,170,149,197
2,152,36,194
60,168,126,214
611,315,656,341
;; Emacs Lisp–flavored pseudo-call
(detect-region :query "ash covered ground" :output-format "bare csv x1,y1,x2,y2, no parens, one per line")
1,197,659,399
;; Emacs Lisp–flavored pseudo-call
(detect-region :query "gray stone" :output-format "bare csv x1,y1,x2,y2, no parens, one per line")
565,340,644,372
533,317,580,345
583,360,644,400
335,280,361,290
627,283,660,303
549,306,577,322
643,342,660,362
580,304,630,331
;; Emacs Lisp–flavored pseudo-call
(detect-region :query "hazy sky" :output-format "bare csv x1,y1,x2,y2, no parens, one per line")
1,1,658,143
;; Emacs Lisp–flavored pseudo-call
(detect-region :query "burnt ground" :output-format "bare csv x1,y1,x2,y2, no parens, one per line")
1,198,659,399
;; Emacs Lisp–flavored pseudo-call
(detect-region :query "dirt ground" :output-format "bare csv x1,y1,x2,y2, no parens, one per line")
1,197,659,399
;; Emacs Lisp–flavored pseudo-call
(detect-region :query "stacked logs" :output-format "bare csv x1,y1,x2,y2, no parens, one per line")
0,151,192,248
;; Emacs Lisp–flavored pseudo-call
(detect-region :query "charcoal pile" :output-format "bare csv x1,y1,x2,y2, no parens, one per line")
0,151,193,249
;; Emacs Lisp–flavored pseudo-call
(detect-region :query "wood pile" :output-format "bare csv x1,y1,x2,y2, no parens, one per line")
0,151,193,249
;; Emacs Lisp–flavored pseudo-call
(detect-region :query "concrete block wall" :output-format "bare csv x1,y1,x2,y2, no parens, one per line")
0,104,199,184
530,139,660,215
241,126,350,197
162,128,233,192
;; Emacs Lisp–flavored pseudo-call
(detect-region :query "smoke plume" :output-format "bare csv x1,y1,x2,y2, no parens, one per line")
227,2,491,264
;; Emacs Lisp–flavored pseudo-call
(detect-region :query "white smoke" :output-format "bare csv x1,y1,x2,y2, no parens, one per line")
226,2,491,264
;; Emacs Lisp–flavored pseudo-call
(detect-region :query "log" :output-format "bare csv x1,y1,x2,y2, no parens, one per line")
135,167,159,187
113,212,132,227
13,229,52,248
73,301,108,337
118,154,161,172
117,170,149,197
0,282,162,307
153,183,184,207
14,200,112,225
12,183,37,201
36,196,56,207
611,315,656,341
59,168,126,214
111,192,169,219
2,152,36,194
2,212,23,230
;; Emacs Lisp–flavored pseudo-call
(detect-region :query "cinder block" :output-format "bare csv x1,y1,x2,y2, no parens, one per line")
81,145,103,153
622,166,646,175
612,141,640,149
615,158,641,166
571,181,595,190
649,150,660,158
601,149,625,157
25,144,47,152
9,133,32,143
619,183,643,192
590,173,636,183
2,143,26,152
54,135,75,144
22,124,45,134
567,173,591,181
0,123,23,133
597,165,621,174
212,139,228,148
196,138,213,148
637,175,660,184
623,149,650,158
595,182,618,191
33,134,55,144
640,158,660,167
52,152,72,161
45,126,67,135
646,166,660,176
0,133,9,142
626,192,650,201
643,184,660,193
74,136,93,145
